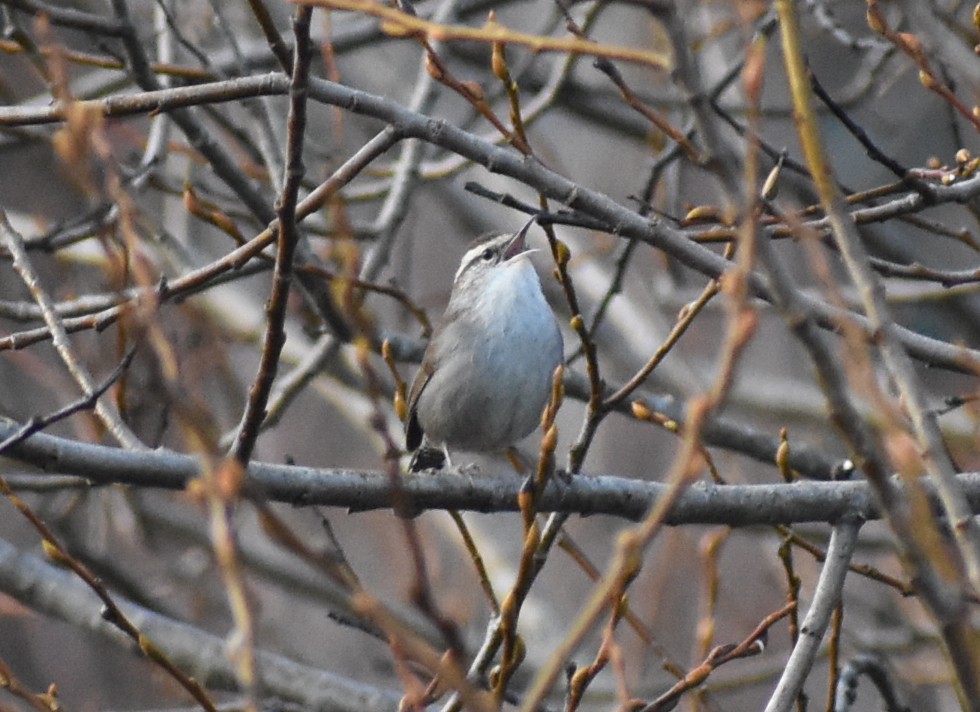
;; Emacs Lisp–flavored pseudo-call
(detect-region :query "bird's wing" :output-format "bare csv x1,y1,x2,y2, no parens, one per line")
405,356,434,452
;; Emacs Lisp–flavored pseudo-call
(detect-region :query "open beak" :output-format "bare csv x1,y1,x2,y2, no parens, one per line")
503,215,537,261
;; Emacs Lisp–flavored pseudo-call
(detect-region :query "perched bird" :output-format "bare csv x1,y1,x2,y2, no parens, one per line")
405,218,563,471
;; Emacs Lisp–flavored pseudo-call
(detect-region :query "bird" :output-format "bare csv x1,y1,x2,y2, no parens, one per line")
405,218,563,471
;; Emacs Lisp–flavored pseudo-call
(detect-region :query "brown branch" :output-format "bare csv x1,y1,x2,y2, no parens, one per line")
230,7,313,465
0,657,60,712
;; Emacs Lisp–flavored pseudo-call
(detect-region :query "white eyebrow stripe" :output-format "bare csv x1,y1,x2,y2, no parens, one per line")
456,247,486,280
454,235,507,282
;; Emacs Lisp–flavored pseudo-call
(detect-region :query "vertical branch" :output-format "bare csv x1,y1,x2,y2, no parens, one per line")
776,536,805,711
212,7,312,707
764,520,861,712
825,604,844,712
695,529,728,662
134,0,172,182
231,7,313,464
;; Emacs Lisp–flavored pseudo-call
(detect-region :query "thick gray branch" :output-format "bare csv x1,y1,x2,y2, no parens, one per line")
3,418,979,525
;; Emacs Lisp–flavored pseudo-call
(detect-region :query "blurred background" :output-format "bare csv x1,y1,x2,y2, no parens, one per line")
0,0,978,710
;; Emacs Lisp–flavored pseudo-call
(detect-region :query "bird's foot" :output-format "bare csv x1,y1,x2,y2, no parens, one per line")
408,446,447,473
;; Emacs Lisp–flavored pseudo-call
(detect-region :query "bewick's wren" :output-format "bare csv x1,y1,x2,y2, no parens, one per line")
405,218,563,471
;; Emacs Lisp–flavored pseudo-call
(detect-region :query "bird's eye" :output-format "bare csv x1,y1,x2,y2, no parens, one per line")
481,248,495,261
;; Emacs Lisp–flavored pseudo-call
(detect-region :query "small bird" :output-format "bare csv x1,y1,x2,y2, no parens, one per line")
405,218,563,471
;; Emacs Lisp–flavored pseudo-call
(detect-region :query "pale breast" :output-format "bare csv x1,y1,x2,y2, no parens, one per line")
414,260,563,452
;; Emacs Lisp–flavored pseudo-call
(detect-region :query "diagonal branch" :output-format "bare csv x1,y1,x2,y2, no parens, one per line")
0,536,400,711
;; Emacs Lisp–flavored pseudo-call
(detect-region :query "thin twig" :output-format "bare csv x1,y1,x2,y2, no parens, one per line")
297,0,672,70
0,211,143,450
0,347,135,455
0,479,220,712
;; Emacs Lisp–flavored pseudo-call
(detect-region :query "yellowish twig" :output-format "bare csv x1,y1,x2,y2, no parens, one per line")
294,0,671,70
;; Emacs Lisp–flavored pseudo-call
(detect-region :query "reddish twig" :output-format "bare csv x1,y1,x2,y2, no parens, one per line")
638,602,797,712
